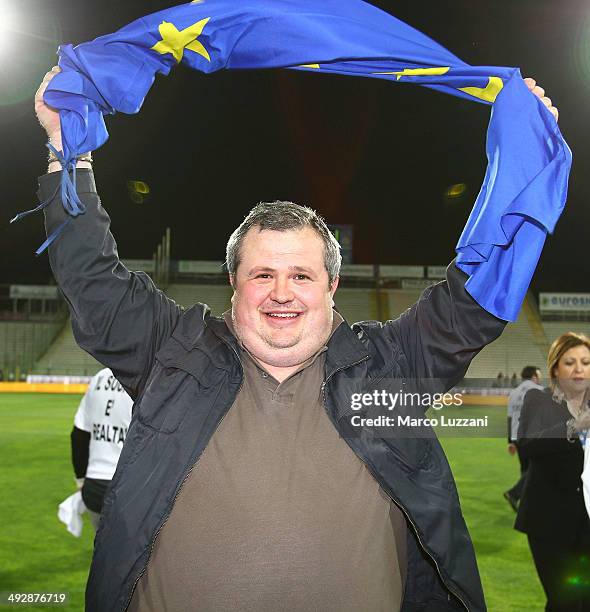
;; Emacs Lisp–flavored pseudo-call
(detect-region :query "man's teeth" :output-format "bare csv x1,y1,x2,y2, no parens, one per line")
267,313,299,318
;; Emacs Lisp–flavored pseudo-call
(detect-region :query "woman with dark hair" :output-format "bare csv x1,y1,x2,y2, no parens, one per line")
516,332,590,610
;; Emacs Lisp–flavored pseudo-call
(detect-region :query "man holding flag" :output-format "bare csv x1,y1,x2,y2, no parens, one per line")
30,1,566,610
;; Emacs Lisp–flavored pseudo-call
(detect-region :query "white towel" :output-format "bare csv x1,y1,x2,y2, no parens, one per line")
58,491,87,537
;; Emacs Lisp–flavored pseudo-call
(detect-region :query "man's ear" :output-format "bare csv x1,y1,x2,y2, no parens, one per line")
330,276,339,306
229,274,236,289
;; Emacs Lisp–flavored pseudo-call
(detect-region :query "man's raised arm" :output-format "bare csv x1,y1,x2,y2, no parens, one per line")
381,77,560,393
382,261,506,392
36,68,182,399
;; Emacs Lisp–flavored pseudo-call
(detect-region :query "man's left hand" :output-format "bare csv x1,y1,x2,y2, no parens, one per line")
524,77,559,123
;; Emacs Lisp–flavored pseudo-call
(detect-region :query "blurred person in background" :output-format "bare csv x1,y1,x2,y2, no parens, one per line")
503,365,542,511
493,372,505,388
516,333,590,610
71,367,133,529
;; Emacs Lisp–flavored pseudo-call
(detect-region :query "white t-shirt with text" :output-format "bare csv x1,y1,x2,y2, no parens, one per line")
74,368,133,480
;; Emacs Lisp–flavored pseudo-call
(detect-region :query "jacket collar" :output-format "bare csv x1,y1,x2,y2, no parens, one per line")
211,308,371,378
207,315,240,357
167,304,370,378
325,318,370,378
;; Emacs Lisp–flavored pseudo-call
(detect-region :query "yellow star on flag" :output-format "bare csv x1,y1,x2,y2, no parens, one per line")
459,77,504,103
151,18,211,63
373,67,450,80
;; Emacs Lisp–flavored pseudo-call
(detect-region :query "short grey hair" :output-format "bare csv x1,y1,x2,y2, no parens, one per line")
226,201,342,284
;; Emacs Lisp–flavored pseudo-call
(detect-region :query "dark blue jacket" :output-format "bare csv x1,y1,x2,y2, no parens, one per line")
41,170,506,612
515,388,588,537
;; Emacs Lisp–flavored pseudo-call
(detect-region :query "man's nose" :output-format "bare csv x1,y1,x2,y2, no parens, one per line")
270,277,294,303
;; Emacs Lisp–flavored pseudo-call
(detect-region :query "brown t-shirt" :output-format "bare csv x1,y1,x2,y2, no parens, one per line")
129,314,407,611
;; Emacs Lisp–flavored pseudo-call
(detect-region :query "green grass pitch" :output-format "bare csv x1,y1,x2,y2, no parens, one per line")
0,395,544,611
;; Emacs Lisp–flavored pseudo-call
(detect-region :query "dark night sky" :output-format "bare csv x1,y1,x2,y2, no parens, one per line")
1,0,589,295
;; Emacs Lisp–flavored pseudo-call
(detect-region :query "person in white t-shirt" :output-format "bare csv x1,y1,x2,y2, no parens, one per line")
71,367,133,529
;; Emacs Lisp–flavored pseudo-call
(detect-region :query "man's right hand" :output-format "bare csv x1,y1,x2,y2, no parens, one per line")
507,443,517,455
35,66,62,150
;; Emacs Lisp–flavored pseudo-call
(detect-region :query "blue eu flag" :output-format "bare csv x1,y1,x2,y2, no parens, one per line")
36,0,571,321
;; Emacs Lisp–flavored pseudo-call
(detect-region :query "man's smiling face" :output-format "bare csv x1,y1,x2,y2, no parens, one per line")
230,226,338,373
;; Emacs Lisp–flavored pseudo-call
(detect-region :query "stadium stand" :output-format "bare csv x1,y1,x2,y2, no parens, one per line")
33,322,102,376
466,316,547,380
380,285,537,383
21,272,584,382
335,287,380,323
387,289,423,318
466,294,548,380
166,283,233,316
543,321,590,346
0,321,62,379
29,285,407,376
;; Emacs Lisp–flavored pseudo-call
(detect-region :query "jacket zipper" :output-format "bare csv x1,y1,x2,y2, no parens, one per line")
122,341,244,611
321,364,470,612
123,347,469,611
